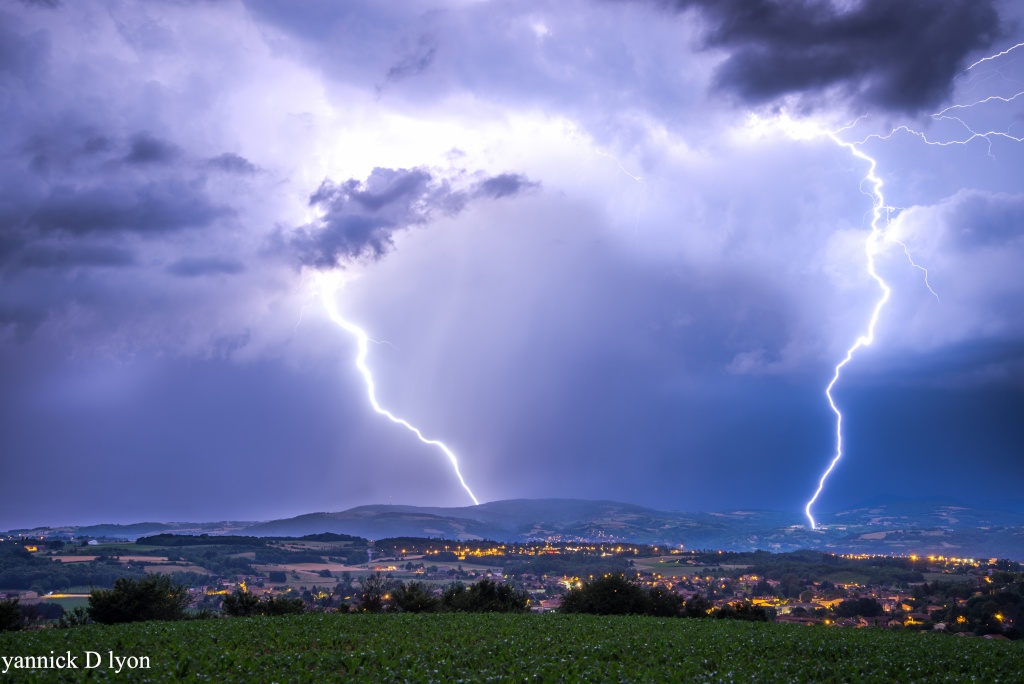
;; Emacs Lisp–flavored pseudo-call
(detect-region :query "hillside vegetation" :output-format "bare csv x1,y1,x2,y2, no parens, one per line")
1,613,1022,682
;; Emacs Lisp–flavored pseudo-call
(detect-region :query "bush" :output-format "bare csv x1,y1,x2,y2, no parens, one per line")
57,606,91,629
835,598,884,618
683,595,714,618
358,573,397,613
88,574,191,624
559,574,651,615
648,586,684,617
441,579,529,613
0,599,25,632
223,590,305,617
715,601,772,622
261,596,305,616
222,589,261,617
392,581,441,613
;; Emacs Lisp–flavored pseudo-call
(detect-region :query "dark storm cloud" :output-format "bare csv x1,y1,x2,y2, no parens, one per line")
0,10,49,81
473,173,539,200
206,152,259,175
123,132,179,165
29,181,228,235
16,243,136,270
290,167,456,266
675,0,1003,112
167,256,246,277
23,130,112,173
386,36,437,82
290,167,537,268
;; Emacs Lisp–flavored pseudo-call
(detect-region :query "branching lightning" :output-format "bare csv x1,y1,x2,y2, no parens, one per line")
312,272,480,506
800,43,1024,529
803,132,891,531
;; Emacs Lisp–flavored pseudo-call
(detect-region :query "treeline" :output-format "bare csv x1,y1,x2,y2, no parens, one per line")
0,542,146,593
1,572,532,631
503,554,630,580
682,550,925,591
560,574,771,622
136,534,367,570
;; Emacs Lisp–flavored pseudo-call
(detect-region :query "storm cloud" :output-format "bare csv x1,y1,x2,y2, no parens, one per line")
678,0,1003,112
0,0,1021,529
289,167,537,267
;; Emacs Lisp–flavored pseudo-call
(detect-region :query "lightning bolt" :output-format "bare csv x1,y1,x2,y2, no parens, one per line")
312,272,481,506
802,42,1023,529
803,132,891,530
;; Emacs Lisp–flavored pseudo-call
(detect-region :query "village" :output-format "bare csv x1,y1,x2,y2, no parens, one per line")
3,532,1020,638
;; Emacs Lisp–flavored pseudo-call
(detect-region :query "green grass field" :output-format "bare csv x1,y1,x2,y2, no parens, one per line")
2,614,1022,682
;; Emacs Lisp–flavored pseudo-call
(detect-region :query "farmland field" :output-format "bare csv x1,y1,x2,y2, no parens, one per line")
2,613,1023,682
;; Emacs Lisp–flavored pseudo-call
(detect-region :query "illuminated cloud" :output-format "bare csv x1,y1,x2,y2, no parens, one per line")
0,0,1021,528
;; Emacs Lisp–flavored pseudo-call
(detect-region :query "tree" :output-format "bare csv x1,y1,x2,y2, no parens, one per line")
392,581,441,613
358,572,396,613
715,601,772,622
683,594,714,618
442,579,530,613
559,574,650,615
222,589,261,617
88,574,191,624
647,586,683,617
261,595,305,616
835,598,884,618
222,590,304,617
0,599,25,632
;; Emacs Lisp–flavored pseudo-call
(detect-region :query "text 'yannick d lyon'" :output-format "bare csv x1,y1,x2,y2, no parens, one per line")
2,651,150,674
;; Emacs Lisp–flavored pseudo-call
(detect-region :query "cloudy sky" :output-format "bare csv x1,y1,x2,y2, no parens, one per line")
2,0,1023,529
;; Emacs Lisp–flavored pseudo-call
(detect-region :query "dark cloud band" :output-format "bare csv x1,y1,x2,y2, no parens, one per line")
675,0,1003,113
289,167,538,269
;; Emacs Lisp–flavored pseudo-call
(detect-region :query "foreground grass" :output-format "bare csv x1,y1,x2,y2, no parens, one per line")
2,613,1023,682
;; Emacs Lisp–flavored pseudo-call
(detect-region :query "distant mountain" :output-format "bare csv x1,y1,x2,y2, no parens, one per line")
239,498,1024,559
9,498,1024,559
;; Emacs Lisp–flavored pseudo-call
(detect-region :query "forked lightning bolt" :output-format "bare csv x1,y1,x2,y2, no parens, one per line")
802,43,1023,529
313,273,480,505
803,133,891,530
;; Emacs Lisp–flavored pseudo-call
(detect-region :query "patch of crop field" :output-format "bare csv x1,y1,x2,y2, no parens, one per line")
660,566,736,578
823,571,871,585
50,555,171,564
142,564,212,575
923,573,972,584
2,614,1022,682
274,562,367,573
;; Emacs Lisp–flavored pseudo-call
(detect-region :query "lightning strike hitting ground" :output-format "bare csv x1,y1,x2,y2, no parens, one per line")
803,134,891,531
313,273,481,506
802,43,1024,529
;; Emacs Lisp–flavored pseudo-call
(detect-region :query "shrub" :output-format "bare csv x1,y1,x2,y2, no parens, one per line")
392,581,441,613
222,590,305,617
261,596,305,616
442,579,529,613
0,599,25,632
559,574,650,616
222,589,261,617
683,594,714,618
56,606,91,629
715,601,772,622
88,574,191,624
